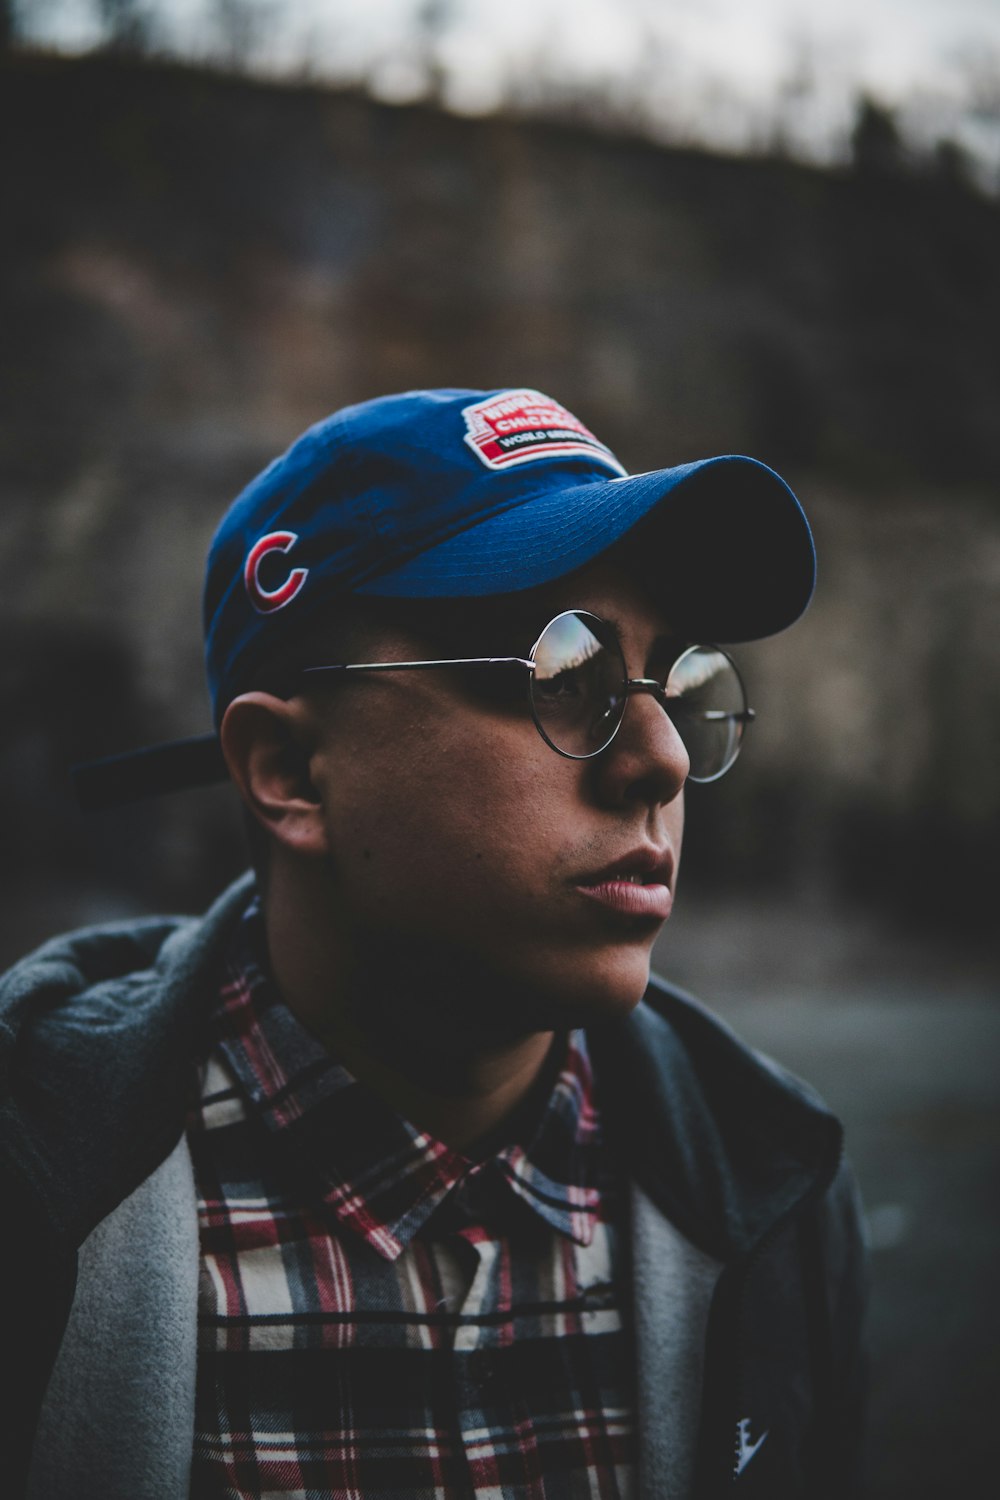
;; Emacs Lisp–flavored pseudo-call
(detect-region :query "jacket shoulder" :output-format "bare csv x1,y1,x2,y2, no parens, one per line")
640,970,837,1111
0,873,255,1250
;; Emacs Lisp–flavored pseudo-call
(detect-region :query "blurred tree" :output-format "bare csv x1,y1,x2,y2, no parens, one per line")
0,0,27,52
931,137,976,191
768,32,818,159
850,93,907,175
958,40,1000,120
96,0,156,57
414,0,455,104
211,0,275,74
956,44,1000,192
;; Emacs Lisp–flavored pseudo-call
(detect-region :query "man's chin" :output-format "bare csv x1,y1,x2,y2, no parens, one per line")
501,948,654,1033
348,928,653,1048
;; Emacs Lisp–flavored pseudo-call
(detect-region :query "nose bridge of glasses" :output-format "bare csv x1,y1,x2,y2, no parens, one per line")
625,677,671,710
602,678,689,792
622,678,690,763
626,675,695,756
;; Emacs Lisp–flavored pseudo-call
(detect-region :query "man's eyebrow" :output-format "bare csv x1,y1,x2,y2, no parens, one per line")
649,629,688,660
432,605,685,660
593,614,686,661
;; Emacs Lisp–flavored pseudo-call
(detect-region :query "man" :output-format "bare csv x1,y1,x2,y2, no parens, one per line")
1,388,866,1498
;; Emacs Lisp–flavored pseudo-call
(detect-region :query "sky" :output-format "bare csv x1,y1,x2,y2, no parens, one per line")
20,0,1000,169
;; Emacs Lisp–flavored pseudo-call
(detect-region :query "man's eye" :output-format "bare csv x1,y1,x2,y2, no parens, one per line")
534,668,583,701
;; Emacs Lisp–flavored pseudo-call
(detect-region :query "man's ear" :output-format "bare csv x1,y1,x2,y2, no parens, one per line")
220,692,331,858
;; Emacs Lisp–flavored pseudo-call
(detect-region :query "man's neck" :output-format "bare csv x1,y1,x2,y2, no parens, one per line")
262,864,557,1154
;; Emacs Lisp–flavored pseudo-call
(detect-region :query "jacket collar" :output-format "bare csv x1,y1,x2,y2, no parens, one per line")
592,973,843,1263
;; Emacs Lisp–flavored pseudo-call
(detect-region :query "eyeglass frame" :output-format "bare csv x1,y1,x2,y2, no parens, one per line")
297,608,755,782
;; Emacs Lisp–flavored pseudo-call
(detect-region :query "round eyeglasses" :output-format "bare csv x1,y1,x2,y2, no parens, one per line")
527,610,753,779
301,608,755,782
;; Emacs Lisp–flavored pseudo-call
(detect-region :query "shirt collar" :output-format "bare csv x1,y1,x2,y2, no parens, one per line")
492,1035,602,1245
213,899,604,1259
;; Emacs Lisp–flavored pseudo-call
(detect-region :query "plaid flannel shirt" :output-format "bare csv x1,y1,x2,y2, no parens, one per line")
186,902,637,1498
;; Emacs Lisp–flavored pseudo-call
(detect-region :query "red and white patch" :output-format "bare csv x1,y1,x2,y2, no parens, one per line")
244,531,309,614
461,389,626,474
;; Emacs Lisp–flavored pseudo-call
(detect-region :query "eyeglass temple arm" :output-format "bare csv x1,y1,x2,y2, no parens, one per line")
301,656,537,675
301,666,753,723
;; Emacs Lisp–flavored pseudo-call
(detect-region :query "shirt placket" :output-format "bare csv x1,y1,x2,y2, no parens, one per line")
442,1164,549,1499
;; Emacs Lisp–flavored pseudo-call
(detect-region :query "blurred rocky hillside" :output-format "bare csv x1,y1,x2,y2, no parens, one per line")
2,51,998,960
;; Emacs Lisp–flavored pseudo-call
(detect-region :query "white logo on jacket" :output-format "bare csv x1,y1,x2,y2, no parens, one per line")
734,1416,769,1476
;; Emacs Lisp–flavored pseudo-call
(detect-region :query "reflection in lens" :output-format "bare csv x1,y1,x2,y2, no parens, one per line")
666,646,747,781
528,618,748,776
530,612,626,758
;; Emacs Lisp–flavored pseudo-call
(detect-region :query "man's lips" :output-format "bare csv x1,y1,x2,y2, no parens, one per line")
573,848,675,921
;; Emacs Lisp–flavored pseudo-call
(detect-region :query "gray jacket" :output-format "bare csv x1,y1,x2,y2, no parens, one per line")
0,876,867,1497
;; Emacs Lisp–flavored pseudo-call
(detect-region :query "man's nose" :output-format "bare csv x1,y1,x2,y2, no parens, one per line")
593,681,690,807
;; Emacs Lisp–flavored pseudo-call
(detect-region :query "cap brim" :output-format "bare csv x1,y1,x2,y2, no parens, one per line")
355,455,815,642
77,455,815,810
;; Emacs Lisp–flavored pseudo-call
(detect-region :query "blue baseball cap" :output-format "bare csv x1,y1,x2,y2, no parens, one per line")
203,386,815,718
75,386,814,809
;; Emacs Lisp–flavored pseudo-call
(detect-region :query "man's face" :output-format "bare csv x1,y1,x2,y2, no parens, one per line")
302,556,689,1041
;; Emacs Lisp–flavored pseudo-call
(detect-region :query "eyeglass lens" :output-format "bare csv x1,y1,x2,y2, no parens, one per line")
529,612,748,780
530,612,627,759
665,644,748,782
